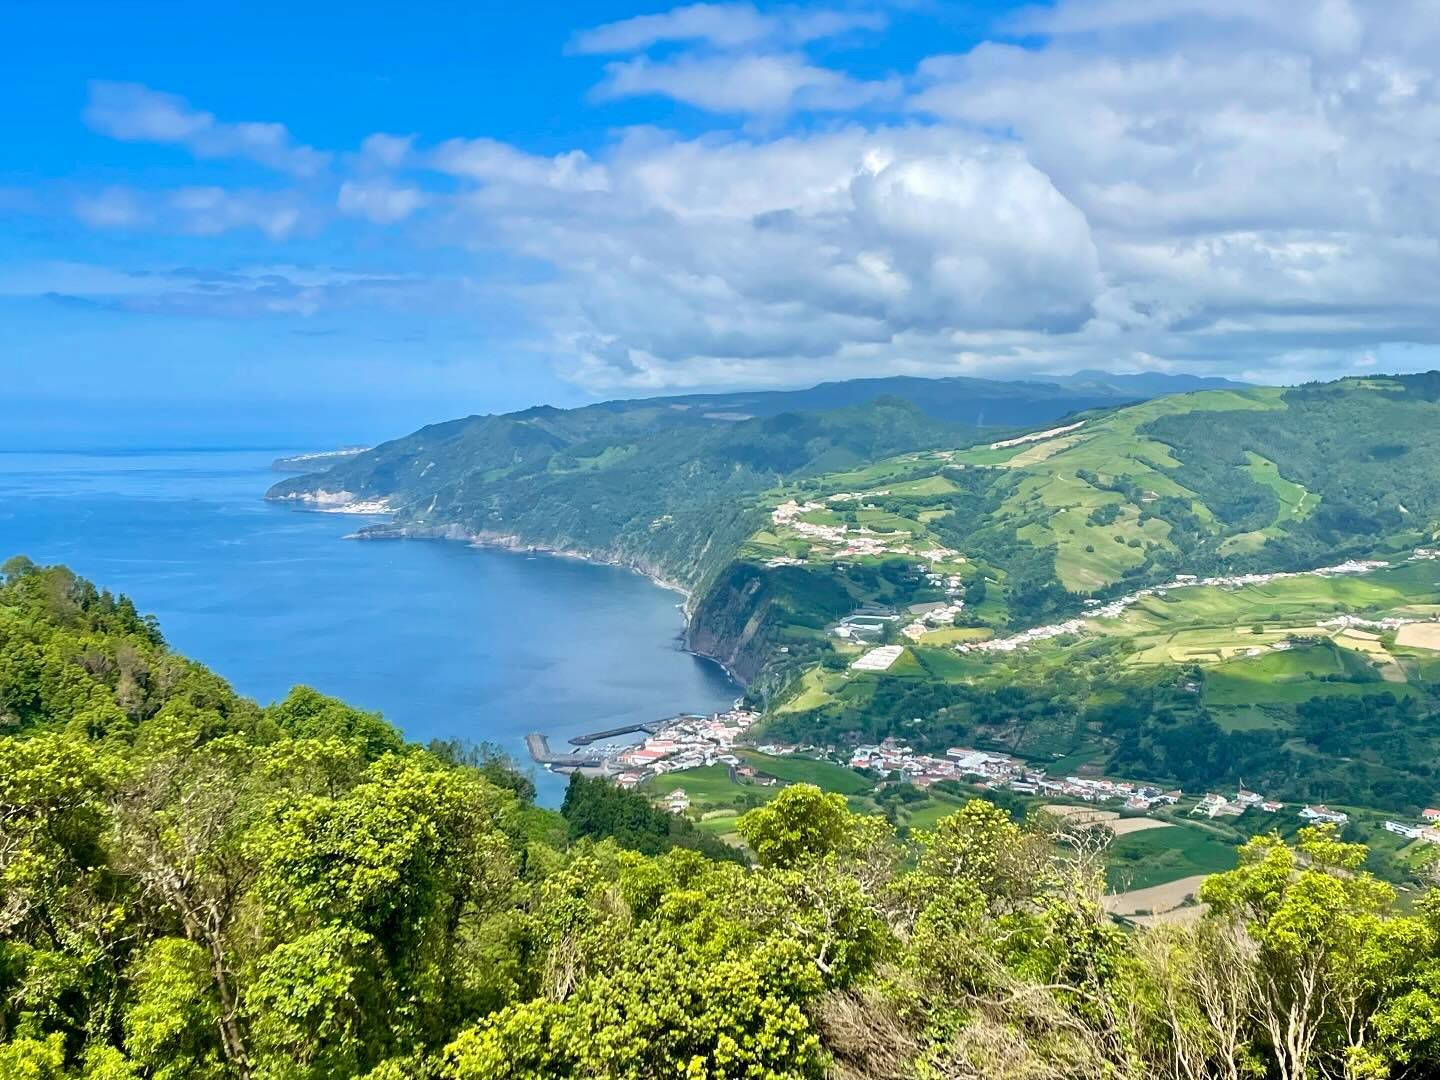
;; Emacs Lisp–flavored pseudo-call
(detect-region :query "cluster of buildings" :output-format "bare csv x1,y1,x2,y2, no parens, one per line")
845,741,1189,811
901,600,967,641
1319,612,1433,633
957,612,1096,654
1060,777,1180,810
770,499,901,557
767,499,961,563
1194,789,1285,818
610,709,759,789
924,570,966,594
847,740,1019,787
1383,807,1440,843
612,715,1440,856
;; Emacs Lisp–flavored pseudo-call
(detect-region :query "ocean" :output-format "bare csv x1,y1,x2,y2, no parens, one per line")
0,449,739,804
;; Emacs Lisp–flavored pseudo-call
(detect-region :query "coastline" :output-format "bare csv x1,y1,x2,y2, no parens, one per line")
345,520,694,605
270,496,747,686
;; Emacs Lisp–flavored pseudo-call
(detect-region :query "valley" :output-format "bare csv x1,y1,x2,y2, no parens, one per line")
275,371,1440,890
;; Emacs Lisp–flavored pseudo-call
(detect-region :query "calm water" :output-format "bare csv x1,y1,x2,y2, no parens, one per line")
0,450,738,804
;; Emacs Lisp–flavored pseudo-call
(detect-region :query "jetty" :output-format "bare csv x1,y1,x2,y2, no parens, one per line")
524,733,608,770
567,713,705,746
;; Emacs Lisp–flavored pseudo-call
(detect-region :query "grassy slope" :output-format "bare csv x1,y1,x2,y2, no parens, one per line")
736,378,1440,811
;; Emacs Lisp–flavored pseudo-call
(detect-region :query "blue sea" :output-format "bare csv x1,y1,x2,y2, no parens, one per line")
0,449,739,804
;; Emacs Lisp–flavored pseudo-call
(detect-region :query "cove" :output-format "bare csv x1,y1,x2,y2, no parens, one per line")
0,449,740,804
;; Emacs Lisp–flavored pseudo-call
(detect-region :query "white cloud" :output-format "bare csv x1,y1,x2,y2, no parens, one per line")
1007,0,1367,56
429,137,609,192
84,81,329,176
596,52,900,114
437,126,1105,388
570,2,882,54
54,1,1440,391
74,185,313,238
338,180,427,224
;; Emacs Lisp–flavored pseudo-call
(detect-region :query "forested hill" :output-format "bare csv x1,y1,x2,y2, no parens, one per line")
265,373,1197,591
11,557,1440,1079
267,398,980,591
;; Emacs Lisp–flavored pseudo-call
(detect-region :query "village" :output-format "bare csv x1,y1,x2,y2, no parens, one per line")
765,498,962,565
546,706,1440,843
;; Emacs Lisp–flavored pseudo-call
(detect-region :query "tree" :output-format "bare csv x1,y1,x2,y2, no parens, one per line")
1202,828,1434,1080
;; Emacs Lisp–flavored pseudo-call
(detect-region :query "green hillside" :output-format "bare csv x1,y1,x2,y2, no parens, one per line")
265,374,1192,591
740,374,1440,622
12,559,1440,1078
699,375,1440,809
272,372,1440,810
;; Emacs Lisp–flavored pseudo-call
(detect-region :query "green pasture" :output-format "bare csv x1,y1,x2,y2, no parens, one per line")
739,751,873,795
1104,826,1239,892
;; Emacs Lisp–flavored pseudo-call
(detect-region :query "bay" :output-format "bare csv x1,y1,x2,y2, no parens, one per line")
0,449,739,804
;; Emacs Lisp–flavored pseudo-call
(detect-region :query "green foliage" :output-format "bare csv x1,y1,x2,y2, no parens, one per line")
12,564,1440,1077
266,686,403,761
560,774,745,864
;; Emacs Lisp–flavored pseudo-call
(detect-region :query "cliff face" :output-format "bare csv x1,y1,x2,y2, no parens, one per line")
685,561,855,688
685,563,778,685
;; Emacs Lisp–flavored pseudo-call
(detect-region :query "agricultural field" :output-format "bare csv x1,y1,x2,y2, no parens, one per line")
737,751,873,795
721,379,1440,825
1104,825,1240,892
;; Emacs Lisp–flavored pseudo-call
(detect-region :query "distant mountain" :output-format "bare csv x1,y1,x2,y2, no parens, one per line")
611,373,1158,428
1038,370,1253,396
266,373,1185,591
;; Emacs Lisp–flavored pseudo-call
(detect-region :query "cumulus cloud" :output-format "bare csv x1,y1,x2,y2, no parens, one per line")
84,81,329,176
439,127,1105,388
570,2,883,54
51,0,1440,389
900,0,1440,382
595,52,900,114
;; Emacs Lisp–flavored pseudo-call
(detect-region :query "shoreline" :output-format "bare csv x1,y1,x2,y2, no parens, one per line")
272,497,746,686
343,520,694,604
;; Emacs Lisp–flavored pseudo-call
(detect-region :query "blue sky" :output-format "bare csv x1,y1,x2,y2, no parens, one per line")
5,0,1440,447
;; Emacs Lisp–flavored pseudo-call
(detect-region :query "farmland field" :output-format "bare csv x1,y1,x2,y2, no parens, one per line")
1105,875,1210,919
1398,623,1440,651
739,751,874,795
1104,826,1239,892
643,765,775,810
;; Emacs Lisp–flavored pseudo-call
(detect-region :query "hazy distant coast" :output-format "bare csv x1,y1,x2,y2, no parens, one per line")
270,447,370,473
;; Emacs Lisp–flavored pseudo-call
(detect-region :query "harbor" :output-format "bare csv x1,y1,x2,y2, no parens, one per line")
526,708,759,782
564,714,703,746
